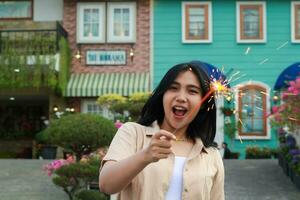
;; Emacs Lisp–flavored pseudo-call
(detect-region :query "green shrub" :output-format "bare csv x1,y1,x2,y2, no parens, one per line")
245,146,272,159
97,92,151,122
41,113,116,160
128,92,151,103
223,122,237,140
35,130,49,144
270,148,279,158
52,156,101,200
97,94,126,107
0,151,17,158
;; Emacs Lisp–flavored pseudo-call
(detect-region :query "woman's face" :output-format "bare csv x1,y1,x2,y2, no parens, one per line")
161,70,202,132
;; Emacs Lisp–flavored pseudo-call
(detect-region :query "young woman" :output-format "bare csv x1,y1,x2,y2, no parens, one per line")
99,62,225,200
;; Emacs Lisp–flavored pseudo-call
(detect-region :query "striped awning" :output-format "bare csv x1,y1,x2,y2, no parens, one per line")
65,72,150,97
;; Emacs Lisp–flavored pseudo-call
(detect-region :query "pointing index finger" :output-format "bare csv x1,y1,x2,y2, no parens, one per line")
154,130,176,141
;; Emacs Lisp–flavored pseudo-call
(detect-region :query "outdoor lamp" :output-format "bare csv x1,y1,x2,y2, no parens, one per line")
75,44,82,60
129,48,134,62
75,50,81,59
273,91,279,104
53,105,58,112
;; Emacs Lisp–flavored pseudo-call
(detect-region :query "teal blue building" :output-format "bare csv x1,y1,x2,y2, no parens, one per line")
152,0,300,158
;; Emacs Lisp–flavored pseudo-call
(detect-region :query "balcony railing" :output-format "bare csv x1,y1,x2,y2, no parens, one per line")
0,22,69,91
0,22,68,54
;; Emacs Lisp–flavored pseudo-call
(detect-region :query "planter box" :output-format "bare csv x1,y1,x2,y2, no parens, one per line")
292,169,300,190
41,146,57,159
288,163,294,182
278,153,284,168
0,139,33,158
282,158,290,176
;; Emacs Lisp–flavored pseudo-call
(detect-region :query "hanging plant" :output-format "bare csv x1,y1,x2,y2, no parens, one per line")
221,107,234,116
57,37,71,96
0,31,70,92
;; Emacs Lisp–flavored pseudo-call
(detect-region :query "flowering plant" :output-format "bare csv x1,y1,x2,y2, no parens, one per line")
43,155,74,176
42,151,105,200
271,77,300,132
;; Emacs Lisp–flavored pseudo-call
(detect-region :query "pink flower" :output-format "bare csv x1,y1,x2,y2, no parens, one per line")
272,106,279,113
43,159,74,176
274,114,282,122
114,120,123,129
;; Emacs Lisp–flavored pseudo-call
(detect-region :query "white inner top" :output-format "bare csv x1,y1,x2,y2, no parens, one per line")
165,156,187,200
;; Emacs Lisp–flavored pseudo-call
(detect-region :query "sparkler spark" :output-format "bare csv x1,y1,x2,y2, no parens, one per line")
288,117,298,121
238,135,243,144
238,118,244,128
276,41,289,50
260,91,269,96
244,47,251,55
259,58,269,65
255,106,263,111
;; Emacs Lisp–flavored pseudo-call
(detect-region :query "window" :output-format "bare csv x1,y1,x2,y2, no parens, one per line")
236,2,266,43
0,0,32,19
292,2,300,43
77,3,105,43
81,100,114,119
107,2,136,43
237,84,270,139
182,2,212,43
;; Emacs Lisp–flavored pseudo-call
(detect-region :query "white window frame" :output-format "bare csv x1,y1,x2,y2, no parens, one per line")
76,2,106,43
291,1,300,43
81,99,114,120
233,81,271,140
107,2,136,43
182,1,212,43
236,1,267,43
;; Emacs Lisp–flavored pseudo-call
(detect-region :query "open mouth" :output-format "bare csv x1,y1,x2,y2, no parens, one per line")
172,106,187,117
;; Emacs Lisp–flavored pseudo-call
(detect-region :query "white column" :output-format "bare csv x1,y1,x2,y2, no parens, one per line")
215,96,224,157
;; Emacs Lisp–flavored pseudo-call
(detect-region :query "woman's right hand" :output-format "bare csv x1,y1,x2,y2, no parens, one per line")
142,130,176,163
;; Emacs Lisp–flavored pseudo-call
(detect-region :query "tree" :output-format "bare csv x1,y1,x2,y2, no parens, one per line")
41,113,116,161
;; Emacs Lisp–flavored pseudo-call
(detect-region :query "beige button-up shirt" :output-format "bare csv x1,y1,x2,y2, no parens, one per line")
101,121,225,200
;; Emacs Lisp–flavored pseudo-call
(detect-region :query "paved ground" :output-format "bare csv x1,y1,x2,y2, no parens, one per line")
224,159,300,200
0,159,299,200
0,159,67,200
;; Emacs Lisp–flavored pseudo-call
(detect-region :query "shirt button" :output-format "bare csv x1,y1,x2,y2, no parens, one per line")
163,184,168,191
184,188,188,192
185,168,188,172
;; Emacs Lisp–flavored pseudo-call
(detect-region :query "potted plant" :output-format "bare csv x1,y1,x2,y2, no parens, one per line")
220,107,234,116
292,161,300,190
35,130,57,159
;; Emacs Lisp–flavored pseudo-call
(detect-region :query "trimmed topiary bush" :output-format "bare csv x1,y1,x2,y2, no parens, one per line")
41,113,116,160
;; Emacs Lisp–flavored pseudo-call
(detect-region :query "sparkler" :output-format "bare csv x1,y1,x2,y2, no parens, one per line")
173,79,230,137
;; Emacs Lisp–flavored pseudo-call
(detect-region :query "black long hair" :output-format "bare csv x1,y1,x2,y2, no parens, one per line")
138,61,216,147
